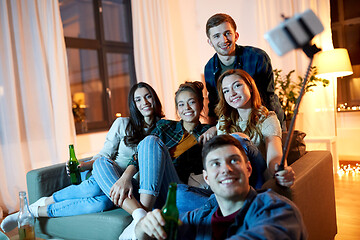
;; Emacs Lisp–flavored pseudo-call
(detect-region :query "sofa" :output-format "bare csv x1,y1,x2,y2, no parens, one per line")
27,148,337,240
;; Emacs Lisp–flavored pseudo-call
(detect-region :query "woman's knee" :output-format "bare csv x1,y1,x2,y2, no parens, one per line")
80,195,114,213
76,177,103,196
138,135,168,165
93,157,113,171
138,135,164,151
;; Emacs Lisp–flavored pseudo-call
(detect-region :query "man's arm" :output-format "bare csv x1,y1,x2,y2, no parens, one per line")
229,192,307,239
254,51,285,129
204,56,220,125
205,81,219,125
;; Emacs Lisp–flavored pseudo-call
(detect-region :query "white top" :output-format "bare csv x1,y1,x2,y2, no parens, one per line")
216,111,281,159
92,117,136,172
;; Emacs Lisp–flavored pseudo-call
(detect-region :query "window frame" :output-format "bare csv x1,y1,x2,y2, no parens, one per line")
331,0,360,111
62,0,137,133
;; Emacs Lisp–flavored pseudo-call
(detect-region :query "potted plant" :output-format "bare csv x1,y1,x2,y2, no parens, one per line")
274,66,329,126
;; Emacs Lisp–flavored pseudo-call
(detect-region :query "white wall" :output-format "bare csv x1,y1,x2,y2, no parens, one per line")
75,131,107,159
337,112,360,161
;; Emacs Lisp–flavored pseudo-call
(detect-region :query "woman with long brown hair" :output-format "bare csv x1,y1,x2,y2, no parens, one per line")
1,82,164,233
215,69,294,186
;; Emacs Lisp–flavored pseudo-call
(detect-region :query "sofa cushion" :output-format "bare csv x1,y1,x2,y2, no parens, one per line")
35,208,131,240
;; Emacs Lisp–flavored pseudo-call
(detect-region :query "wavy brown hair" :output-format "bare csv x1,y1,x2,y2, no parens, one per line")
215,69,269,139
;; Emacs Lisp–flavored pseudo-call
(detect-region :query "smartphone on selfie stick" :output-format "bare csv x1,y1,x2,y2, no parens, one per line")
264,9,324,172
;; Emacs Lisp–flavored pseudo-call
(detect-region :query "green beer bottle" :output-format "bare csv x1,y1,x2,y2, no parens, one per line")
68,144,81,185
161,182,179,240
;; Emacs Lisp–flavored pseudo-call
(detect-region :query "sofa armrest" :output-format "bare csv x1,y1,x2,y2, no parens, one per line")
290,151,337,240
26,157,92,204
262,151,337,240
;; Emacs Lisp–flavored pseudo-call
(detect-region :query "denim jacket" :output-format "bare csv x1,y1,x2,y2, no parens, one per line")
204,45,285,128
179,188,308,240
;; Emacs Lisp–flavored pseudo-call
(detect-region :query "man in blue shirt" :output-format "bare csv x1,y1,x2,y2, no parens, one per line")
134,135,307,240
204,13,285,129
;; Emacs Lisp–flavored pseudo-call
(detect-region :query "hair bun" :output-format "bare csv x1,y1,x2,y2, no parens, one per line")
192,81,204,91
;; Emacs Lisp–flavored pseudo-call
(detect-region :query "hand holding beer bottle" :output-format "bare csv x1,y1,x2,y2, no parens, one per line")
67,144,81,185
134,183,179,240
161,182,179,240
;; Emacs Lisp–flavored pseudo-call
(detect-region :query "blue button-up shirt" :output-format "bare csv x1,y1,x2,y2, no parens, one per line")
204,44,285,128
179,188,308,239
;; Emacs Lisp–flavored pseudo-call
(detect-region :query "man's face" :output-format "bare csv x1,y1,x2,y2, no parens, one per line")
203,145,252,202
207,22,239,57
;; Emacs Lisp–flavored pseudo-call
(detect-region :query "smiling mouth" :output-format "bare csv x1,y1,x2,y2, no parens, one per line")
183,112,194,116
220,177,239,185
220,43,231,50
142,106,152,111
231,97,241,103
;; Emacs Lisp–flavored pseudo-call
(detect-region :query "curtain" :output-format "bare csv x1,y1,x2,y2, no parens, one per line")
131,0,180,120
256,0,335,138
0,0,75,213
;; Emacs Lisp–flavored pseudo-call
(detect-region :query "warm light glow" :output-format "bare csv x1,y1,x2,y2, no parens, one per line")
115,113,122,117
73,92,86,104
314,48,353,79
337,163,360,177
338,103,360,111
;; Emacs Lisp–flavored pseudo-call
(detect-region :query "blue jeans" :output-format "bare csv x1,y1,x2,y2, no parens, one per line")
49,175,114,217
48,156,141,217
230,134,266,189
92,135,181,210
137,135,181,208
91,157,140,200
176,184,213,214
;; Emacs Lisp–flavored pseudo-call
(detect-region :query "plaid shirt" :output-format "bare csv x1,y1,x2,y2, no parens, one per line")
128,119,212,171
204,45,284,127
151,119,211,149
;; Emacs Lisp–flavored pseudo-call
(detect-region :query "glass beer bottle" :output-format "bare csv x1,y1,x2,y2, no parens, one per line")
68,144,81,185
161,182,179,240
17,191,35,240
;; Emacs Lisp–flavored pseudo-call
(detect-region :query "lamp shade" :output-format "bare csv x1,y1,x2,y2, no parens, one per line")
314,48,353,79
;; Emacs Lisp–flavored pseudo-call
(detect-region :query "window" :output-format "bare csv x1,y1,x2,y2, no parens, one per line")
59,0,136,133
331,0,360,111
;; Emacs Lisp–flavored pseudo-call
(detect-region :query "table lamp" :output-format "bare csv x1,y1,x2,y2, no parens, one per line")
314,48,353,79
314,48,353,170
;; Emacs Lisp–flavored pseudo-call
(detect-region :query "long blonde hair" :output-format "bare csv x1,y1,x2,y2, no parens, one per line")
215,69,269,139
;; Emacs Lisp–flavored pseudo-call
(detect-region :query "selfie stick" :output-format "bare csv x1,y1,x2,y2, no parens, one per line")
264,9,324,172
278,44,321,171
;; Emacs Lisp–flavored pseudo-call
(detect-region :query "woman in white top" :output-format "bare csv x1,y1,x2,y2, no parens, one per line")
1,82,164,233
215,69,295,187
